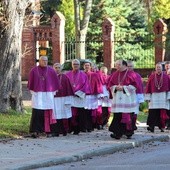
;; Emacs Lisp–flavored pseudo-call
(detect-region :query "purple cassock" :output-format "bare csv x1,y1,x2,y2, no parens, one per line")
145,71,170,131
145,72,170,93
28,65,60,134
27,65,60,92
66,70,90,134
108,69,139,139
108,69,138,89
98,71,109,86
133,72,144,94
85,71,103,95
66,70,90,94
52,73,74,135
55,74,74,97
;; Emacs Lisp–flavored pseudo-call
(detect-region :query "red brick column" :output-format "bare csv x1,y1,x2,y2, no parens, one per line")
21,28,35,80
102,18,115,72
51,12,65,64
153,19,167,63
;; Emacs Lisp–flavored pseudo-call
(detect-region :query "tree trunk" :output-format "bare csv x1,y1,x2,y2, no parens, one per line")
0,0,29,112
74,0,92,59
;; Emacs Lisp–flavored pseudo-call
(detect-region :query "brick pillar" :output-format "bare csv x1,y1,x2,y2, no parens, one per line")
51,12,65,64
22,28,36,80
153,19,167,63
102,18,115,72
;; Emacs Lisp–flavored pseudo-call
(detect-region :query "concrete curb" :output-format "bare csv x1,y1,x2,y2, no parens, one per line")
12,135,169,170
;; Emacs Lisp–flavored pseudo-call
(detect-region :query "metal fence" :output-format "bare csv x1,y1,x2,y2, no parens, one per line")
114,33,155,68
64,33,155,68
64,39,103,63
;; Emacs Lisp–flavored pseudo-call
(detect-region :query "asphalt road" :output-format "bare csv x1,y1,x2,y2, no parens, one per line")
37,140,170,170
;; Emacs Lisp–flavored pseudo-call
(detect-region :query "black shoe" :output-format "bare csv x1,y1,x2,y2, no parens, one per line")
52,133,59,137
73,132,79,135
73,126,80,135
97,125,103,130
147,126,154,133
80,129,86,132
87,129,92,132
166,126,170,130
110,133,115,138
159,128,164,132
31,132,39,138
63,132,67,136
134,125,138,130
110,133,121,139
126,135,132,139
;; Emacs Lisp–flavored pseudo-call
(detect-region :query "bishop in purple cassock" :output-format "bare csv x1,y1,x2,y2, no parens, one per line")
83,61,103,132
51,63,74,136
66,59,90,135
27,56,60,138
145,63,170,133
98,66,111,129
108,60,138,140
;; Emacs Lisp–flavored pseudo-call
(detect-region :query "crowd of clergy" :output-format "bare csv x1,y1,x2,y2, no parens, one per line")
27,56,170,140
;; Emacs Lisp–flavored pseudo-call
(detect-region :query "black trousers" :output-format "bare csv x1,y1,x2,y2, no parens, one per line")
29,109,44,133
147,109,161,129
109,113,134,137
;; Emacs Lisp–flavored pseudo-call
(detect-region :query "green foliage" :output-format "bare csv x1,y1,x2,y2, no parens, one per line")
41,0,61,24
41,0,75,37
147,0,170,30
57,0,75,37
152,0,170,20
87,0,153,67
139,102,149,113
137,112,148,123
114,32,154,68
40,0,156,67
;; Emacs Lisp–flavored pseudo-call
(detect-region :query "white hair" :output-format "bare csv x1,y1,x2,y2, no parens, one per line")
40,56,48,60
72,59,80,64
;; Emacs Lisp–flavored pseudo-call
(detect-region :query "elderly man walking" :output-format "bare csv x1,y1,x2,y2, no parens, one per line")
108,60,139,139
27,56,60,138
66,59,90,134
145,63,170,132
52,63,74,136
127,60,144,130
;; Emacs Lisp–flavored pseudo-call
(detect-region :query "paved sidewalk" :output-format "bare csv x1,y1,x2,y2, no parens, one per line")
0,124,170,170
18,83,170,170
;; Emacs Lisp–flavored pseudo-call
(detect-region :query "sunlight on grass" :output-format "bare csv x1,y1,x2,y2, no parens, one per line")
0,107,31,138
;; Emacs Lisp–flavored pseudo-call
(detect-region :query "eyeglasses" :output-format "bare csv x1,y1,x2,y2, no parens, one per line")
73,63,80,65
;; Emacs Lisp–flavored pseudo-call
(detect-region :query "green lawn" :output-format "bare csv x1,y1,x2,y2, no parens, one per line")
0,107,31,138
137,112,148,123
